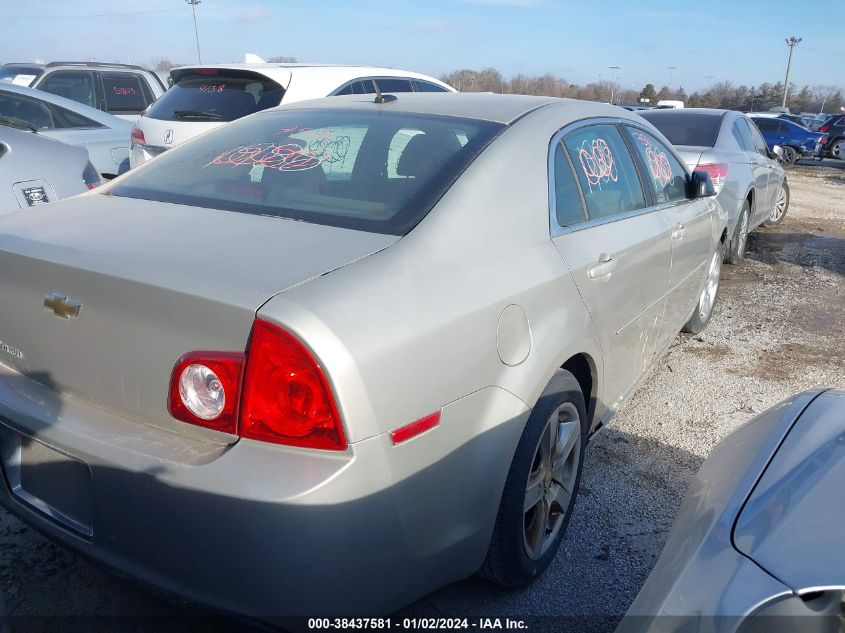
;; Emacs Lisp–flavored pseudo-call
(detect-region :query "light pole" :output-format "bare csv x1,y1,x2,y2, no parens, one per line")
186,0,202,64
781,36,802,108
666,66,677,89
609,66,620,104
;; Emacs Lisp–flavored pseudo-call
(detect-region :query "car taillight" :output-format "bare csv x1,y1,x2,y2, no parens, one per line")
130,125,146,146
239,320,346,450
168,352,245,433
819,136,828,145
82,161,101,189
169,320,347,450
695,163,729,188
819,125,829,133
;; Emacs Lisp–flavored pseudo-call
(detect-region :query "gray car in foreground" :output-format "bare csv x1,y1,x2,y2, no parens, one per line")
0,82,132,177
0,125,97,212
0,93,725,620
640,108,789,264
618,389,845,633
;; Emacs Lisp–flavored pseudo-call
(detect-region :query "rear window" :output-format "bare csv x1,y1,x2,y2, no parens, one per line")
145,72,284,122
109,109,503,236
639,111,724,147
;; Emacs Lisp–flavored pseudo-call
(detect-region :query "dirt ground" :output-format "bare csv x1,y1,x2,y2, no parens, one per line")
1,161,843,631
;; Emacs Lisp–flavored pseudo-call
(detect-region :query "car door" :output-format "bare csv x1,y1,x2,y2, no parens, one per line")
734,117,771,222
624,125,713,341
746,118,782,222
549,121,672,409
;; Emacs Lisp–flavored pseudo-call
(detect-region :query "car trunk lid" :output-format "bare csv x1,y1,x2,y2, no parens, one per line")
0,193,396,439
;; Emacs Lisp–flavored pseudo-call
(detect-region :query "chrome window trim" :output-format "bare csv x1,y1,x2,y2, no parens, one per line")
548,117,659,238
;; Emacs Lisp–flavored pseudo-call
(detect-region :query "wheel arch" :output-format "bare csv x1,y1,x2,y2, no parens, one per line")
561,352,599,432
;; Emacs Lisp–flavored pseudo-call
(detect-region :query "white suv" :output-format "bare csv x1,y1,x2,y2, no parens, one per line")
128,63,454,169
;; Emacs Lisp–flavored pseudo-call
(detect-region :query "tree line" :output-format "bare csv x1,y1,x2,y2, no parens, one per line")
440,67,843,114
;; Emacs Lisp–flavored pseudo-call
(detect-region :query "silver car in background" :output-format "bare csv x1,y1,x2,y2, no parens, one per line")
0,93,725,619
0,82,133,177
0,125,98,212
640,108,789,264
618,389,845,633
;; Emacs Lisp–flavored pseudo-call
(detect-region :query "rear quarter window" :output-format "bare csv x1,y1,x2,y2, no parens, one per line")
102,73,152,112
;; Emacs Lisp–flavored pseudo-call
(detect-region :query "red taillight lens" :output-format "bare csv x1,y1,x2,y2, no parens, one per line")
168,352,245,433
695,162,729,187
130,125,146,146
390,411,441,445
239,320,346,450
819,125,829,133
195,68,219,75
819,136,828,145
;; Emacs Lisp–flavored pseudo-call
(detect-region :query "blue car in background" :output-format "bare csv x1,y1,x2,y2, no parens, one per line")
750,116,826,166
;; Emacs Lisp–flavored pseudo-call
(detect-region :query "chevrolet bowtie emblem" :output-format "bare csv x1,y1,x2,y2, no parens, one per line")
43,293,82,319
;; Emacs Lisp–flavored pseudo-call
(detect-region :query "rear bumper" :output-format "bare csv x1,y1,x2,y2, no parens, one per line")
0,364,527,618
128,144,167,169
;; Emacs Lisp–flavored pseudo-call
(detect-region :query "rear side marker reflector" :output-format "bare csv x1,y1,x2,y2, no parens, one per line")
390,411,441,445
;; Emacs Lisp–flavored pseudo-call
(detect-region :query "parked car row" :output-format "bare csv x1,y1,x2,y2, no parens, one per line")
0,58,836,633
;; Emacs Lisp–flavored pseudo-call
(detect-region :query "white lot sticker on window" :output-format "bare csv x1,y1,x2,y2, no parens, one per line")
631,131,672,188
12,74,36,86
577,138,618,192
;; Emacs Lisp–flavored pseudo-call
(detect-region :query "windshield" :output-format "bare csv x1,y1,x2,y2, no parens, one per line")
639,111,724,147
0,65,43,86
109,108,503,235
145,72,284,122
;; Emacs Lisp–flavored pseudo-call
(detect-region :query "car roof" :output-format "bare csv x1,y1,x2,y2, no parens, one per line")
0,81,132,129
261,92,575,125
643,107,732,117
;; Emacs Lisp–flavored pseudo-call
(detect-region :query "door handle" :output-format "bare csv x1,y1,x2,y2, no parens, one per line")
587,253,617,279
671,224,686,240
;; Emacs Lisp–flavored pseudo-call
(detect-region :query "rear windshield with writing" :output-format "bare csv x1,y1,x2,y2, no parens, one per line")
102,73,150,112
108,109,503,236
639,111,724,147
145,73,284,122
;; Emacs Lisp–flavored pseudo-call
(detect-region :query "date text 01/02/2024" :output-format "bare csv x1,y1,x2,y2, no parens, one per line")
307,618,529,630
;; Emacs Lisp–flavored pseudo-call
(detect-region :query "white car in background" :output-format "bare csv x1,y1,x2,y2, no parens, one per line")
128,63,454,168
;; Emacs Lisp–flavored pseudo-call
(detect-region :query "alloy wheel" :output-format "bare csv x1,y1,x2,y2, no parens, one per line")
833,141,845,160
523,402,581,560
771,186,788,223
698,250,722,322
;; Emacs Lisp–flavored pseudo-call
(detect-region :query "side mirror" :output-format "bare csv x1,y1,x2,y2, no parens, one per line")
771,144,784,160
688,170,717,198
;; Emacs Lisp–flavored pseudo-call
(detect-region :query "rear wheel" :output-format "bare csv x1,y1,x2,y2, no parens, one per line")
683,241,724,334
831,139,845,160
765,181,789,226
481,370,587,587
726,201,750,264
777,145,798,166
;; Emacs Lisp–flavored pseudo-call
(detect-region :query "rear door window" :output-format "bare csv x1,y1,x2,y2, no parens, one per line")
754,119,778,134
101,72,151,113
0,92,55,130
38,71,97,109
145,73,284,122
374,78,414,93
733,119,755,151
562,124,647,220
414,81,449,93
626,127,689,204
551,142,587,227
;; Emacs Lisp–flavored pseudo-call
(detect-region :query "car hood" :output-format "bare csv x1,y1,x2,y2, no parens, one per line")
733,389,845,591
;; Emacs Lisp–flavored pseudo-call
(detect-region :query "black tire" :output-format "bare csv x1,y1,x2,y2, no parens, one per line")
830,138,845,161
726,201,751,265
481,369,588,588
764,180,789,226
683,241,724,334
778,145,798,166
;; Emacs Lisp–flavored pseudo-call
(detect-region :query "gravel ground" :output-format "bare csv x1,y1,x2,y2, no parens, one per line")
1,161,843,631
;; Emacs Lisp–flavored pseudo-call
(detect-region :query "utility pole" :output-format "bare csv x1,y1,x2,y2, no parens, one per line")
782,36,801,108
666,66,677,89
186,0,202,64
609,66,620,104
